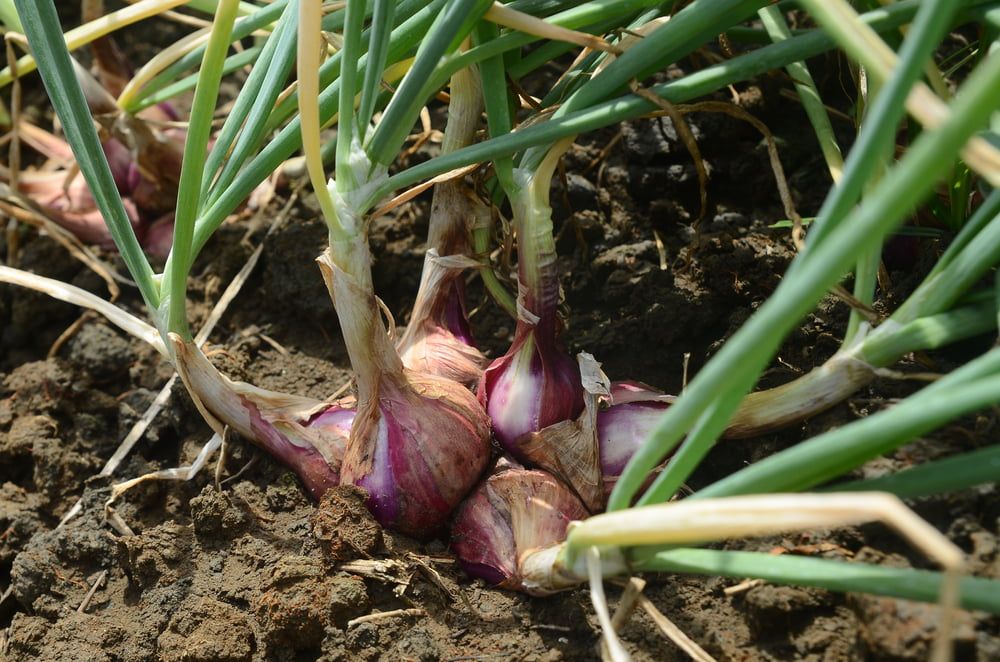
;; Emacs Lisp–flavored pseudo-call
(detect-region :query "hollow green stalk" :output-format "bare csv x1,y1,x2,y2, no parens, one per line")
796,0,964,253
0,0,22,31
759,6,843,182
365,0,494,170
696,345,1000,499
333,0,367,192
13,0,159,311
298,0,345,239
201,0,298,207
0,0,191,89
472,20,517,316
263,0,434,135
200,0,298,213
121,0,290,111
892,190,1000,323
831,444,1000,499
514,139,575,321
161,0,240,340
726,299,997,438
636,549,1000,614
192,0,934,273
612,50,1000,511
373,0,936,204
357,0,394,139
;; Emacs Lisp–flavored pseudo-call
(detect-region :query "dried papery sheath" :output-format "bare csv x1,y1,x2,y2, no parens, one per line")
516,353,609,512
397,250,485,385
170,336,347,499
397,60,487,385
318,236,491,537
451,468,588,595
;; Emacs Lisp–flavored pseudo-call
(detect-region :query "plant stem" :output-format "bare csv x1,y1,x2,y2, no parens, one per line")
14,0,160,311
696,351,1000,499
323,234,404,405
122,0,290,111
373,0,932,205
726,300,996,437
298,0,343,237
513,139,574,329
1,0,191,89
334,0,367,190
202,0,297,205
163,0,240,339
636,549,1000,614
758,6,843,182
797,0,962,252
830,444,1000,498
365,0,494,168
612,50,1000,511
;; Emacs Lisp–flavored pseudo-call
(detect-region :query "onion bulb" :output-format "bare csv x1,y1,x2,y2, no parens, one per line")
319,237,491,537
451,467,588,595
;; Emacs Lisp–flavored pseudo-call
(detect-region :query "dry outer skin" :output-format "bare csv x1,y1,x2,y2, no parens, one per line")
2,58,1000,661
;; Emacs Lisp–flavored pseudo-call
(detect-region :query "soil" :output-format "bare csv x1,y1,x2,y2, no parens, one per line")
1,19,999,662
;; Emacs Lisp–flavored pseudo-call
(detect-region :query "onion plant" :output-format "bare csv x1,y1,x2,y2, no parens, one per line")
6,0,1000,659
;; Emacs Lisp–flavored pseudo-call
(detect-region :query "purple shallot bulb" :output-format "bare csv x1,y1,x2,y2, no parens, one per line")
451,467,588,595
397,251,485,386
478,318,584,456
343,372,491,535
597,382,674,494
319,240,492,537
170,337,350,499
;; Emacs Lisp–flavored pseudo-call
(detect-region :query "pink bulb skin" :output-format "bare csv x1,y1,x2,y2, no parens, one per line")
451,469,588,593
243,398,342,500
441,279,477,348
478,326,584,456
352,412,404,527
342,377,491,538
597,401,668,478
450,485,517,585
309,405,356,438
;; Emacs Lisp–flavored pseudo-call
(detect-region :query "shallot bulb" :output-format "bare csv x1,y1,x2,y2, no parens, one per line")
478,318,584,456
397,251,485,386
320,241,492,537
451,467,588,595
479,141,584,458
398,62,486,386
597,382,674,493
170,336,351,499
508,364,674,510
343,371,491,535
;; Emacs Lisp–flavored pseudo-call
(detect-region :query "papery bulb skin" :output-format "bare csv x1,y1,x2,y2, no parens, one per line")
398,265,485,386
451,468,588,595
441,279,476,347
342,373,492,537
478,322,584,457
319,246,491,538
170,336,349,500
